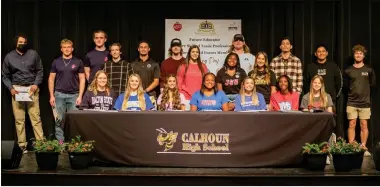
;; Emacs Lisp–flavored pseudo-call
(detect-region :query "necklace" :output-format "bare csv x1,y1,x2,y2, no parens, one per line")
63,58,72,67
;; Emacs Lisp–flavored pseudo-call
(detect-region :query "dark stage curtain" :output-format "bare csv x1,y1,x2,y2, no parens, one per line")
2,0,380,150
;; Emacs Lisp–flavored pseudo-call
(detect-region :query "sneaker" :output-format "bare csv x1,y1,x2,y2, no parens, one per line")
21,147,28,154
364,151,371,156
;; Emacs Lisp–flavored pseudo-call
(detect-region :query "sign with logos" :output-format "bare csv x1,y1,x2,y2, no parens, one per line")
165,19,242,74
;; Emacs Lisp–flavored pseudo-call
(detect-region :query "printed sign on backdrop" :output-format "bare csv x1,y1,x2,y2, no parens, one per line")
165,19,242,74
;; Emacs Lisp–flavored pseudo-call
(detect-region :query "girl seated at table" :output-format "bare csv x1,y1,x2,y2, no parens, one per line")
80,70,117,110
269,75,300,111
190,73,229,111
157,74,186,111
300,75,333,113
234,77,266,111
114,74,154,111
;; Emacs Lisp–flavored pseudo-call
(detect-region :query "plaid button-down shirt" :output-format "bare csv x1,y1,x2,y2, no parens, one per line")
270,53,303,93
104,59,134,96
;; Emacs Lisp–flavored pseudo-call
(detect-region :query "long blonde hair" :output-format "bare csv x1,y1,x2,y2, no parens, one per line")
158,75,182,111
309,75,329,108
228,41,251,53
121,74,146,110
88,70,111,96
251,52,271,85
239,77,259,106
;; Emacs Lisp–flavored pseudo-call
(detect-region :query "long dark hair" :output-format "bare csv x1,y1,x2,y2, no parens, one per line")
183,45,205,79
223,52,241,70
276,75,293,93
200,72,218,95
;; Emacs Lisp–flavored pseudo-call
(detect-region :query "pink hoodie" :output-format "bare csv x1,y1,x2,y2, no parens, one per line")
177,63,208,100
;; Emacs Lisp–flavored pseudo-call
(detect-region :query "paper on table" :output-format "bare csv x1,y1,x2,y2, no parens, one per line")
14,86,32,102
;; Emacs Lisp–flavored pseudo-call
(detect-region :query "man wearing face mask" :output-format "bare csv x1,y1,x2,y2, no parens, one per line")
2,34,44,153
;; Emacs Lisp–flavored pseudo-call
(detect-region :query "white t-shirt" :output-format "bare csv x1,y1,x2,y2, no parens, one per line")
238,53,255,74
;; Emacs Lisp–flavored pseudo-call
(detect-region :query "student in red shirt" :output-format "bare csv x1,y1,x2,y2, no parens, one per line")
160,38,185,89
269,75,300,111
177,45,208,110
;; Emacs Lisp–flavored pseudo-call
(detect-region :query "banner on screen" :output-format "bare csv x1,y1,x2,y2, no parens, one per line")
165,19,242,74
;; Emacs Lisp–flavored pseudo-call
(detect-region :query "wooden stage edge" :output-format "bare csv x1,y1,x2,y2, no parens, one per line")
2,152,380,185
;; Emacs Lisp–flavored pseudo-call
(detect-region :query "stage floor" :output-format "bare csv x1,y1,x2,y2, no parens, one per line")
2,152,380,185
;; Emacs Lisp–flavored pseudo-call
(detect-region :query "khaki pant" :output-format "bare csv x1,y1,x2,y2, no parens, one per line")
346,106,371,120
11,86,44,147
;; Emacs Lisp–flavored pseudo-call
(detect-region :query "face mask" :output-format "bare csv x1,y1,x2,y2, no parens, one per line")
16,43,28,52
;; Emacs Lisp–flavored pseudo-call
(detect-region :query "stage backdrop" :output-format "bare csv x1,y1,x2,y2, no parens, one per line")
165,19,241,74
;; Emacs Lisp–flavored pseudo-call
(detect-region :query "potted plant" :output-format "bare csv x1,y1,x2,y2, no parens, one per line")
33,138,65,170
374,142,380,171
302,142,329,171
329,137,366,172
65,135,95,169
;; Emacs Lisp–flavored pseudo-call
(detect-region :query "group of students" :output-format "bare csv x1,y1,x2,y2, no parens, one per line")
1,30,376,155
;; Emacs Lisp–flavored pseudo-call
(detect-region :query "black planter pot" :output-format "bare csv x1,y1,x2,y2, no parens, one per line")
332,154,354,172
35,152,59,170
302,154,328,171
352,152,364,169
68,152,93,169
374,143,380,171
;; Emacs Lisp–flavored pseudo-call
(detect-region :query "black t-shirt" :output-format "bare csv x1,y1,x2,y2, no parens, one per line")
248,70,276,104
216,67,247,94
131,58,160,97
344,64,376,108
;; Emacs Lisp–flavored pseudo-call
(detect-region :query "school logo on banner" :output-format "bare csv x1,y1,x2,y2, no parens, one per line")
156,128,230,154
156,128,178,152
196,21,216,35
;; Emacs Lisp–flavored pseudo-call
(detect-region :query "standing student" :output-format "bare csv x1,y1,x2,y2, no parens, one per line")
345,44,376,156
114,74,154,111
248,52,277,106
157,74,186,111
270,37,303,93
305,44,342,105
2,34,44,153
160,38,185,88
177,45,208,110
228,34,255,73
84,30,109,83
269,75,300,111
48,39,85,141
301,75,334,113
190,73,229,111
80,70,117,110
216,52,247,110
234,77,266,111
131,40,160,108
104,43,133,97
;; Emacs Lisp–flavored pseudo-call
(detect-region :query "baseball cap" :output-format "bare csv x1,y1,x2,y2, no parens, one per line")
233,34,245,42
171,38,182,47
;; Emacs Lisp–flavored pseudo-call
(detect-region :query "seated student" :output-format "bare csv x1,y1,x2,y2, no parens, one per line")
301,75,334,113
114,74,154,111
234,77,266,111
80,70,117,110
190,73,229,111
269,75,300,111
157,74,186,111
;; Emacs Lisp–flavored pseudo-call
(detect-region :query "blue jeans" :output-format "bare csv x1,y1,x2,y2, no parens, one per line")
54,91,78,141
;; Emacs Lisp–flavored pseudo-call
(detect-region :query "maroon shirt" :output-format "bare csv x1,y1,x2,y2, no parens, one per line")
160,57,184,88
